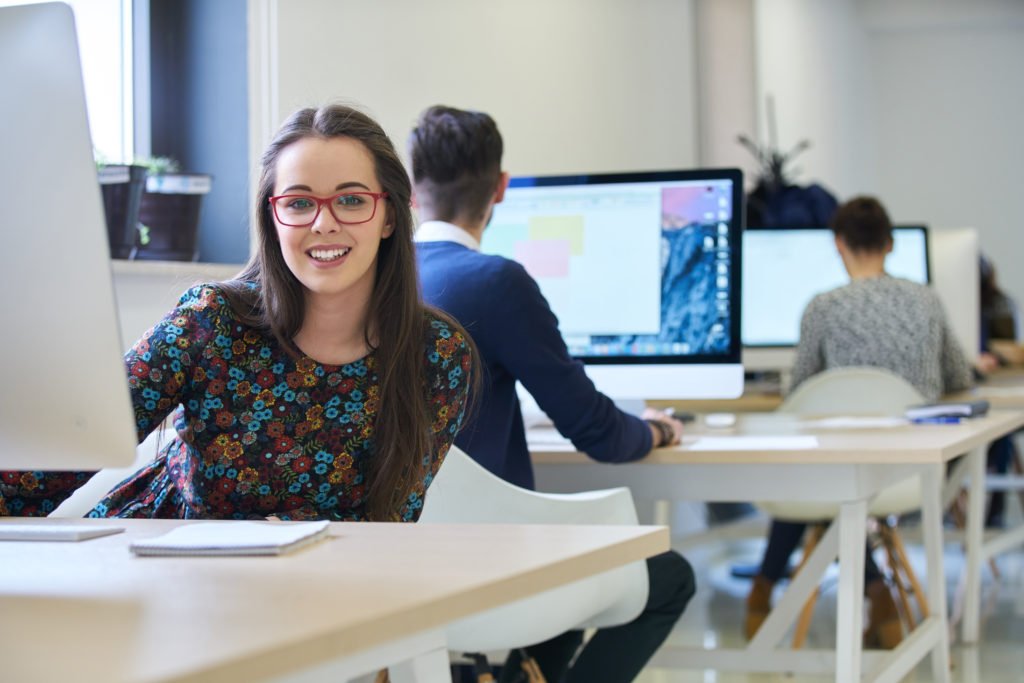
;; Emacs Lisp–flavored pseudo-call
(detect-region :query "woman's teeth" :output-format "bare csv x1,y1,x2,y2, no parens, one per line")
310,247,350,262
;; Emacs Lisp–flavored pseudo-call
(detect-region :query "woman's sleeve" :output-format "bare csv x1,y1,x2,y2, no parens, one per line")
124,285,216,440
398,318,473,522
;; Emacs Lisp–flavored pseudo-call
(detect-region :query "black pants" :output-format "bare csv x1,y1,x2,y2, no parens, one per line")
499,550,695,683
759,519,883,584
986,435,1016,527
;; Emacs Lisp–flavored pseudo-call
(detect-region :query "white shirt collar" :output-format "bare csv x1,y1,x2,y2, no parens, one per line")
414,220,481,251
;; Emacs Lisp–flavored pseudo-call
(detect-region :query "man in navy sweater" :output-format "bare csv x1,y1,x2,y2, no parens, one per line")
410,105,694,683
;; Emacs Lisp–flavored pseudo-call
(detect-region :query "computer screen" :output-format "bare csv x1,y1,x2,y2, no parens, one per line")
0,2,137,470
742,226,930,348
483,168,744,399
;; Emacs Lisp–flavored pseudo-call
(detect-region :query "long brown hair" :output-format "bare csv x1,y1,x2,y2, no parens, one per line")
221,104,468,520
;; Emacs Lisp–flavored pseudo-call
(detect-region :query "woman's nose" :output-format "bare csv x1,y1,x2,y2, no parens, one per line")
311,205,341,233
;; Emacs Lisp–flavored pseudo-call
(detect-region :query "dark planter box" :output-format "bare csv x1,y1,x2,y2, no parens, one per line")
135,173,212,261
98,164,147,259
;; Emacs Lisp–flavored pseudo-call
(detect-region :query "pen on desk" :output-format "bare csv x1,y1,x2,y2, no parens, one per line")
910,416,963,425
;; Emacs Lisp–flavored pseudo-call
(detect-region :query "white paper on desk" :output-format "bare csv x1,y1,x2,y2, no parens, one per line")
130,520,330,557
802,416,909,429
689,436,819,450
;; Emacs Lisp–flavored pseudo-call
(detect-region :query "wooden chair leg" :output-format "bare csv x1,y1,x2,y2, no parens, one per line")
878,525,916,629
889,523,931,620
792,524,825,649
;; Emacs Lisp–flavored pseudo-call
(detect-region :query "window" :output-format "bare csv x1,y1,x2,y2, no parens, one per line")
1,0,132,161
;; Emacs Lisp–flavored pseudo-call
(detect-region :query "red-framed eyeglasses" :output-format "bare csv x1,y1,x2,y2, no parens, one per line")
268,191,388,227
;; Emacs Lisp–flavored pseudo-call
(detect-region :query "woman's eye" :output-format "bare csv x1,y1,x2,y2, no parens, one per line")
287,198,315,210
335,194,365,208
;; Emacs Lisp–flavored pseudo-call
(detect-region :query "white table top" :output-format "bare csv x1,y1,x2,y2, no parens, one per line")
0,518,667,683
531,410,1024,465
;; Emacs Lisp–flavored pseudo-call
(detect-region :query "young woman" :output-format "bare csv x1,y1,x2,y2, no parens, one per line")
0,104,474,522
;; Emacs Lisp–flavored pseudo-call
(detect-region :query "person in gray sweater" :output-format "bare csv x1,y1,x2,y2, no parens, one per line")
747,196,973,649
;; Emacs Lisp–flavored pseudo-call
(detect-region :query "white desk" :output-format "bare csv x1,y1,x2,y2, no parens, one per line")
530,410,1024,683
0,518,667,683
947,370,1024,643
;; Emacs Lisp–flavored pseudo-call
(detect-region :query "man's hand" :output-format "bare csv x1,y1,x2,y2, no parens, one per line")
642,407,685,447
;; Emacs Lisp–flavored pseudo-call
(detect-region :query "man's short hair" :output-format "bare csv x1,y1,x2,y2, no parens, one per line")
408,105,503,223
830,196,893,253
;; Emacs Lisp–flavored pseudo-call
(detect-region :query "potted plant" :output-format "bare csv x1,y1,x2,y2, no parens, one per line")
96,156,148,259
133,156,213,261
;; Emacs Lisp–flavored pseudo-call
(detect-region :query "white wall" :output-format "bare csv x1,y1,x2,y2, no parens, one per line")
694,0,758,183
261,0,698,176
864,0,1024,304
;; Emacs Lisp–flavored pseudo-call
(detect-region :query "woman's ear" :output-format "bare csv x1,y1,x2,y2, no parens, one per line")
382,204,393,239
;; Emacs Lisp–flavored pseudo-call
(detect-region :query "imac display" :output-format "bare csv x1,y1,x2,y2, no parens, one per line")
484,168,744,399
0,3,137,470
742,226,930,348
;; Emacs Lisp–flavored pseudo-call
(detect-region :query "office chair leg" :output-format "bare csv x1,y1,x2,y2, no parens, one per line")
792,524,825,649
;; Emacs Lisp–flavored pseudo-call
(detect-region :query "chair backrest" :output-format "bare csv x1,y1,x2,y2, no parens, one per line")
420,445,649,653
780,366,925,416
421,445,638,526
764,367,927,520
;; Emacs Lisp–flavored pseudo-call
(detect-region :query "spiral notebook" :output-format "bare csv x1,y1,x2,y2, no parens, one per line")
130,520,330,557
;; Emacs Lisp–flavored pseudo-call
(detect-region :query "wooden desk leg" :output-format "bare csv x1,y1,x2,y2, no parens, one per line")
835,498,867,683
963,446,987,644
922,464,952,683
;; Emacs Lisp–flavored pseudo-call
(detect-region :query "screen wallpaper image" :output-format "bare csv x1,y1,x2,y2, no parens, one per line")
587,184,732,358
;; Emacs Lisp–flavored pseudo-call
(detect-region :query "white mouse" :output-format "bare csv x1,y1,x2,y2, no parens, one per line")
704,412,736,428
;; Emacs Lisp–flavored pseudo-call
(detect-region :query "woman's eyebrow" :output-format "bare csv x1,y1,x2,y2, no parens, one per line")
277,181,373,194
335,181,372,191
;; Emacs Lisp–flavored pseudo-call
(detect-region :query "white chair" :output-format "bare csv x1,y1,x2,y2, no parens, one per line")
757,367,928,645
419,445,649,655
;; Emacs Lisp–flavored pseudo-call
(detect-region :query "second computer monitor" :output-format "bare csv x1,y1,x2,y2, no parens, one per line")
742,226,930,348
483,168,744,399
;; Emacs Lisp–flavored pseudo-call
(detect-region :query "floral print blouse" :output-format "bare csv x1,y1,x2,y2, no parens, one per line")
0,284,472,522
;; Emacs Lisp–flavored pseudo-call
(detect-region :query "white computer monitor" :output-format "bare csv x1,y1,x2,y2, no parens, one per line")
0,2,137,470
929,228,980,363
484,168,744,400
742,226,931,349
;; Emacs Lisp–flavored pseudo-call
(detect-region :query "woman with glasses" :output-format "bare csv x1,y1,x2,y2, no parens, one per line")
1,104,475,523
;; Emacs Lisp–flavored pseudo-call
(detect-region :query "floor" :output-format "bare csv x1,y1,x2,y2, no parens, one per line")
636,499,1024,683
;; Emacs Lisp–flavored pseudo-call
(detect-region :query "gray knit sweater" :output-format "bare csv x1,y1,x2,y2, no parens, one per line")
790,275,973,401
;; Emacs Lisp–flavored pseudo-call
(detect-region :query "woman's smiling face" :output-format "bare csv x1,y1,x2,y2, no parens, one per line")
271,135,393,305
